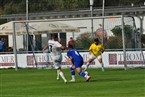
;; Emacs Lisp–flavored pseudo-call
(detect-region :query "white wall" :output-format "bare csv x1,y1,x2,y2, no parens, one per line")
7,16,145,49
8,35,24,50
0,51,144,69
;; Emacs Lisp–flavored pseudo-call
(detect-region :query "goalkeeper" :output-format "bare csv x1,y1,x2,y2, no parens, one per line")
84,38,104,71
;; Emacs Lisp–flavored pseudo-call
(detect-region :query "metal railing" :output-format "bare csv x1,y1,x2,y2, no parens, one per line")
0,6,145,20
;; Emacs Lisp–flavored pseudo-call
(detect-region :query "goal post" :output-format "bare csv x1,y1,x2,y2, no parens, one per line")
11,15,145,70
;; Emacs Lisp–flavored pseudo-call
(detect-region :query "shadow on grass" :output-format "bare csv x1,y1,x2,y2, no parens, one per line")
68,77,130,84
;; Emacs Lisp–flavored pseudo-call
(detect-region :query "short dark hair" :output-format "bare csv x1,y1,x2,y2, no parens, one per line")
68,45,73,49
51,34,58,39
94,38,99,43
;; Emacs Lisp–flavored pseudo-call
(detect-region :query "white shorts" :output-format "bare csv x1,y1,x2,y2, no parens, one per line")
51,54,62,69
89,54,102,60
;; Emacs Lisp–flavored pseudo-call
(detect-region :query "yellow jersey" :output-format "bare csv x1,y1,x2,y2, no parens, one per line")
89,43,104,56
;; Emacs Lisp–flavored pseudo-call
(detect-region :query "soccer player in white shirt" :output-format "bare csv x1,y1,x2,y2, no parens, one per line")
43,35,67,83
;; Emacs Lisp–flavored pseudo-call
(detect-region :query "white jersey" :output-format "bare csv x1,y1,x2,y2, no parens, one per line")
48,40,62,56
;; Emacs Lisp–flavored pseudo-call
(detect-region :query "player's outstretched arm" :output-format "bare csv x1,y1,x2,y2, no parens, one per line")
61,46,65,50
42,45,48,52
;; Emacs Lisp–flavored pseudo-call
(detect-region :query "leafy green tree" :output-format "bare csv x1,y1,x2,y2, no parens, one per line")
104,36,123,49
111,25,133,39
74,33,93,50
0,0,145,14
78,0,89,8
52,0,65,10
111,25,134,48
119,0,145,5
60,0,79,10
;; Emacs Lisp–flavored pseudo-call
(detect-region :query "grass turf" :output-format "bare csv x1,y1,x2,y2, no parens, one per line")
0,68,145,97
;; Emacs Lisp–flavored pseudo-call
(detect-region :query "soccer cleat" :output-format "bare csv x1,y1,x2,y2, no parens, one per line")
64,80,67,84
56,77,59,80
86,76,91,82
69,79,75,82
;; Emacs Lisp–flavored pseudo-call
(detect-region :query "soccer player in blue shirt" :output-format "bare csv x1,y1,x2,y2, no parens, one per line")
66,45,91,82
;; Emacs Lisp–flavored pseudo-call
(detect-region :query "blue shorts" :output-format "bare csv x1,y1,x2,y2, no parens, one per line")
73,60,83,68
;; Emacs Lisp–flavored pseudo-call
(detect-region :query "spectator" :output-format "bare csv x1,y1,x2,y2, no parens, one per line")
0,38,6,52
68,37,73,48
6,47,13,54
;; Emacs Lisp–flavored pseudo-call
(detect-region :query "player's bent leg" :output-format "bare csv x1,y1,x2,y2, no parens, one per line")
78,72,86,77
78,71,91,81
54,63,61,80
59,70,67,83
98,58,102,63
98,57,105,71
84,58,94,71
56,67,67,83
56,70,60,80
69,67,75,82
77,67,91,81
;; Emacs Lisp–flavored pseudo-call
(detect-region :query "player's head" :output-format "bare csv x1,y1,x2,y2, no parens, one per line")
0,38,4,41
94,38,100,45
70,37,73,40
51,34,58,41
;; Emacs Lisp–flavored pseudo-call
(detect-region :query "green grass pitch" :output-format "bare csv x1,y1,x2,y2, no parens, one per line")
0,68,145,97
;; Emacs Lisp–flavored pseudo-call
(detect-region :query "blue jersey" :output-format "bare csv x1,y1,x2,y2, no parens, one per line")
67,49,83,68
0,41,5,51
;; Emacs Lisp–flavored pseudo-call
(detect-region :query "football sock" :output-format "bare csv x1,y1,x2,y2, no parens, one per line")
70,67,75,75
57,70,59,79
70,67,75,80
86,62,90,68
78,72,86,78
59,71,67,82
84,62,90,71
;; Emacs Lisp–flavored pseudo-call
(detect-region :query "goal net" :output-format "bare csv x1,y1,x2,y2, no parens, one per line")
1,15,144,69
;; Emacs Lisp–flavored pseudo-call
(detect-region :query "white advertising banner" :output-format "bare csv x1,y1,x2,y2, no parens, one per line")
0,51,144,69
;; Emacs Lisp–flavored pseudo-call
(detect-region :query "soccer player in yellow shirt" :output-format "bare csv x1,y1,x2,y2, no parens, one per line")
84,38,104,71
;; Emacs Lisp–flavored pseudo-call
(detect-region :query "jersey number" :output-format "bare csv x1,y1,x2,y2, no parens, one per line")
75,51,79,56
49,45,52,52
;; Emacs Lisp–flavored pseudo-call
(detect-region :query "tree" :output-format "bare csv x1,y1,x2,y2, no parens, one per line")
78,0,89,9
119,0,145,6
74,33,93,50
104,36,123,49
111,25,134,48
111,25,133,39
141,34,145,48
0,0,144,15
